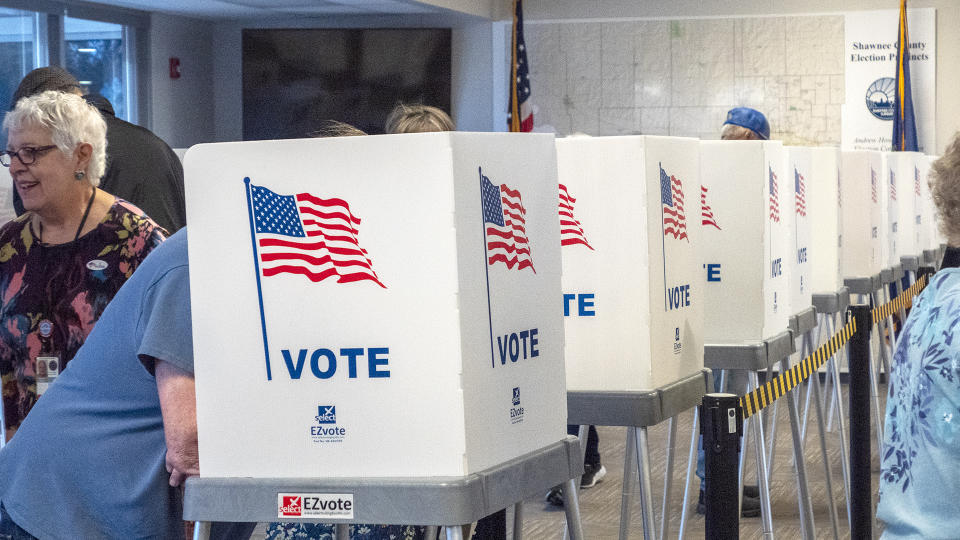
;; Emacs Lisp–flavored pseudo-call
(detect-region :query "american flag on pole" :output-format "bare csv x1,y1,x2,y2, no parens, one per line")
871,169,878,203
890,170,897,201
249,183,385,288
558,184,593,249
700,185,721,230
660,164,688,242
481,172,535,272
507,0,533,132
768,166,780,223
794,169,807,217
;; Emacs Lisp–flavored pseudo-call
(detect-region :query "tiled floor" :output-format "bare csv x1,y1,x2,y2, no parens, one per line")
519,382,883,539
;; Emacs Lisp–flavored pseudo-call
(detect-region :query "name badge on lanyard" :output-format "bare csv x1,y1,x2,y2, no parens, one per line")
35,319,60,398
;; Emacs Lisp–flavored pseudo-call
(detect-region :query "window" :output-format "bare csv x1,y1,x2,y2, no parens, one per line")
0,8,40,114
64,17,128,120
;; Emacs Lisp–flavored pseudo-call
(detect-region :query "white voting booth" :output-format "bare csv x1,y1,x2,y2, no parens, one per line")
889,152,923,259
787,147,813,311
184,133,567,479
809,148,844,293
880,154,900,267
700,141,790,342
840,151,883,278
555,135,704,392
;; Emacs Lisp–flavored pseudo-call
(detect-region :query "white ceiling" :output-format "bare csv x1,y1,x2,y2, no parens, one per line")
77,0,444,19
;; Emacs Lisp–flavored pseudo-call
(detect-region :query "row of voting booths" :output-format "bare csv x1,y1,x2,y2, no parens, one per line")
180,132,944,539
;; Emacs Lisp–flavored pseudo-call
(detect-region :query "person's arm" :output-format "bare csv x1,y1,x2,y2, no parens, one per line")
156,359,199,487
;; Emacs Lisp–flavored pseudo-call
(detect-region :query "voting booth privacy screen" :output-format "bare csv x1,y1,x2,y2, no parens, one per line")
700,141,790,342
185,133,566,478
840,151,883,277
809,147,843,293
556,136,704,392
786,147,812,311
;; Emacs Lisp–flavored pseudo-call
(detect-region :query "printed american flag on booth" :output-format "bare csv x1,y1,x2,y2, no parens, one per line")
915,167,922,196
794,169,807,217
559,184,593,249
890,171,897,201
481,172,535,272
769,166,780,223
871,169,878,203
249,183,385,288
700,185,721,230
660,164,688,242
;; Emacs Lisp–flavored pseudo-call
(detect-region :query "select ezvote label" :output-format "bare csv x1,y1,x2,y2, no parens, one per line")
278,493,355,519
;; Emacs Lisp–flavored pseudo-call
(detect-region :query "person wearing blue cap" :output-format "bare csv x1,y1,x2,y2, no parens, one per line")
693,106,772,519
721,107,770,141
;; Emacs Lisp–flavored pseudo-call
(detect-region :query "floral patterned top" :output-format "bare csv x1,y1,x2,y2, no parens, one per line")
878,267,960,539
0,199,165,433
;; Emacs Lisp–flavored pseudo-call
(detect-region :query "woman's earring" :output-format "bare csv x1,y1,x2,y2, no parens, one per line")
74,170,85,181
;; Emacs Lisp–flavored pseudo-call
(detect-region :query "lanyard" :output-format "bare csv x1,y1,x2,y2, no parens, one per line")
37,187,97,244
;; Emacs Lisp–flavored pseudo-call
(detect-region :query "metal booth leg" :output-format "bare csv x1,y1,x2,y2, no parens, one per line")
619,427,637,540
192,521,211,540
334,523,350,540
748,371,775,539
562,425,590,540
782,354,815,539
635,427,658,540
562,478,586,540
444,525,464,540
512,502,523,540
659,416,678,540
805,333,841,540
678,406,700,540
424,525,440,540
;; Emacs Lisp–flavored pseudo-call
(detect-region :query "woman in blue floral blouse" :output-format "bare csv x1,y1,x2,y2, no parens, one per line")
878,133,960,538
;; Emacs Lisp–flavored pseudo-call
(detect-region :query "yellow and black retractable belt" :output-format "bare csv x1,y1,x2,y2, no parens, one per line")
738,272,929,420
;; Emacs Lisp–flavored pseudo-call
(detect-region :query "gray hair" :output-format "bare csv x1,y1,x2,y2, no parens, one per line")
720,123,761,141
930,132,960,242
3,90,107,186
385,103,454,134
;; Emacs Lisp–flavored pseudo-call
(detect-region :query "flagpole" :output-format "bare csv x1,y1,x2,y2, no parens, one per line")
479,167,497,369
244,177,273,381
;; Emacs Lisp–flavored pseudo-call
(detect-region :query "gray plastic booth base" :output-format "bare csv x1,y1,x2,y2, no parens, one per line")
812,287,850,315
843,274,881,295
901,256,920,272
183,436,584,526
703,330,795,372
789,307,817,336
566,369,711,427
880,264,904,284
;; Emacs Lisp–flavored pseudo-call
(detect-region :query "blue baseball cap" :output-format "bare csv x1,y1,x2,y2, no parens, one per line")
723,107,770,140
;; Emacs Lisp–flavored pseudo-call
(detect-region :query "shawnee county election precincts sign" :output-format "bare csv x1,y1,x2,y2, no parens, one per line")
184,133,566,479
842,9,935,153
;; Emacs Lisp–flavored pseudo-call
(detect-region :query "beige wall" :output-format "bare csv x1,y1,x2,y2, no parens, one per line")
148,13,216,148
524,0,960,153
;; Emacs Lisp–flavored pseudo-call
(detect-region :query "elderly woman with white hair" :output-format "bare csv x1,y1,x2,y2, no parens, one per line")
0,90,164,441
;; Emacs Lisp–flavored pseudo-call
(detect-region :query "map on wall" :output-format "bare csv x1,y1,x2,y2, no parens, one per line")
522,10,934,149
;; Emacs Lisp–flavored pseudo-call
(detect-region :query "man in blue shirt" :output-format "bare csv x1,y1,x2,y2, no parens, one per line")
0,230,252,539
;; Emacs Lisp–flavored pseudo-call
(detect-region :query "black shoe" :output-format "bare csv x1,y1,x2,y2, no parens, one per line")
743,484,759,499
545,486,564,507
697,490,762,518
580,463,606,488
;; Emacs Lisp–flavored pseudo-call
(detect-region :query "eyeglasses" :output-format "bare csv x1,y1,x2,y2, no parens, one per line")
0,145,58,167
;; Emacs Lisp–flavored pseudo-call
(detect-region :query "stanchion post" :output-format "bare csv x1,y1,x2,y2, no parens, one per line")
847,304,873,540
701,392,742,540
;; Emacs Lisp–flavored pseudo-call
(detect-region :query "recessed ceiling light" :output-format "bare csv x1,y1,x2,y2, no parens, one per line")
78,80,93,85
